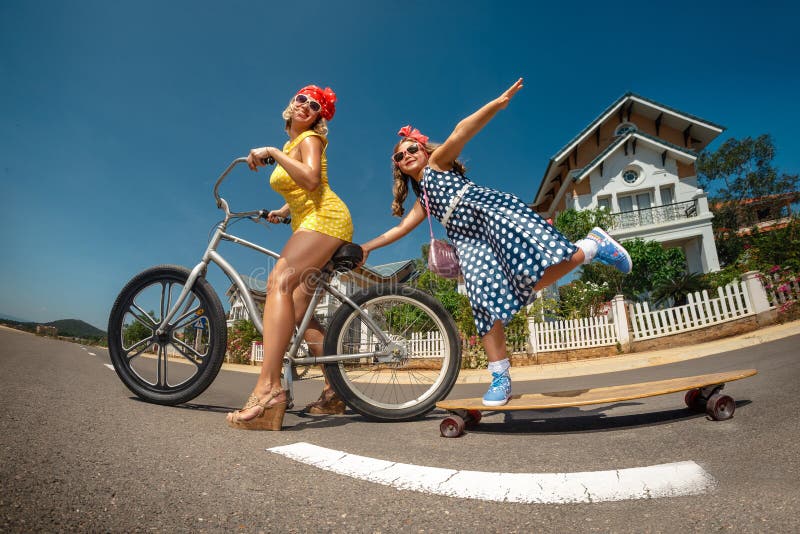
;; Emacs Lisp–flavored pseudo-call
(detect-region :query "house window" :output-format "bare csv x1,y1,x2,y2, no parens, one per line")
597,196,611,212
615,122,638,136
660,186,674,206
623,169,639,184
621,164,644,186
618,192,654,225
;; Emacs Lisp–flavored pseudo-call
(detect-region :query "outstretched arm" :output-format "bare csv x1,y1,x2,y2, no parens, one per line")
359,200,427,264
429,78,524,171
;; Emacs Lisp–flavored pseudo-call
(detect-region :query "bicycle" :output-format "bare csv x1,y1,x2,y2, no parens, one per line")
107,157,462,421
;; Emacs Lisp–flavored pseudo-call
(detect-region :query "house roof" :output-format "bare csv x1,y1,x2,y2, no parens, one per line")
534,92,725,209
367,260,415,278
551,92,724,163
569,131,698,185
238,274,267,294
351,259,419,284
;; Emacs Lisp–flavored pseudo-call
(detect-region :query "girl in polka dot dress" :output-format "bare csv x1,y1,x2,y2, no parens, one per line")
360,79,632,406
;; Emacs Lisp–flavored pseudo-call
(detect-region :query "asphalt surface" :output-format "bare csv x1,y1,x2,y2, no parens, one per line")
1,325,799,533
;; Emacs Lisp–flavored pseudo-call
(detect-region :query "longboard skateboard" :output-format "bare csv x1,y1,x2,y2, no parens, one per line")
435,369,757,437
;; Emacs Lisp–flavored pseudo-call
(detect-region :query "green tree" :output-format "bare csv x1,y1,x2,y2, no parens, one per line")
651,272,710,307
581,239,685,301
557,280,612,319
414,268,460,316
553,208,615,242
123,313,154,347
746,216,800,273
698,135,799,270
697,134,799,203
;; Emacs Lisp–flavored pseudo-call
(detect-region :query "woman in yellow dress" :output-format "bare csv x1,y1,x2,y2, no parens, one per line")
226,85,353,430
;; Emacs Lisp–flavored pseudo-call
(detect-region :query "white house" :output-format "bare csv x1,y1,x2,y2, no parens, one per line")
532,93,725,274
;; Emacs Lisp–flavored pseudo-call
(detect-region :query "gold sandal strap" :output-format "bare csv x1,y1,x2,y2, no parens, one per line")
241,394,261,411
257,389,284,409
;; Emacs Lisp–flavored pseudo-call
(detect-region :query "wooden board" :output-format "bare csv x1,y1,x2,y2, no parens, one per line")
436,369,757,411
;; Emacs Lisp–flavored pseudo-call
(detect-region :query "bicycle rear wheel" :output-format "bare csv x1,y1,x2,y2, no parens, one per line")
107,265,227,405
323,284,461,421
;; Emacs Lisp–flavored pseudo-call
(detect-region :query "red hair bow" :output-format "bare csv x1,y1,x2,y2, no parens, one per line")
297,85,337,121
397,125,429,145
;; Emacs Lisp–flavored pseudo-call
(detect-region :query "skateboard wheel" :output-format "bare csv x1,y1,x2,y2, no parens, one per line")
465,410,482,428
440,415,465,438
706,393,735,421
684,389,705,412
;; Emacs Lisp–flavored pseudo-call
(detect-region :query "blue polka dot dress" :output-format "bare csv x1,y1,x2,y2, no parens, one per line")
420,167,578,336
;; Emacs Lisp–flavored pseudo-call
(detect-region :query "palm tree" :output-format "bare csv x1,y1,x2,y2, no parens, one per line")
651,273,710,307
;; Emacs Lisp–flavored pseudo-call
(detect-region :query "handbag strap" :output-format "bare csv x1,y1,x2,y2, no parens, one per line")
419,177,436,241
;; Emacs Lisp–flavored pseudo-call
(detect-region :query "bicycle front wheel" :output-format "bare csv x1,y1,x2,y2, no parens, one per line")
107,265,227,405
323,284,461,421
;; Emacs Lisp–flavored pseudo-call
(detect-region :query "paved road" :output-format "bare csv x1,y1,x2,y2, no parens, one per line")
1,326,798,532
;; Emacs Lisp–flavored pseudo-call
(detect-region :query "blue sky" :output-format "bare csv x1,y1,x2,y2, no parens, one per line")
1,0,798,330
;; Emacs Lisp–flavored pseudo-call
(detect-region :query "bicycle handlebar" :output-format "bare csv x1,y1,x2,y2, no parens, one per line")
213,157,279,219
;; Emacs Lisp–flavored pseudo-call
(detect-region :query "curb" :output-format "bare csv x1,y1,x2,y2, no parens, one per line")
221,320,800,384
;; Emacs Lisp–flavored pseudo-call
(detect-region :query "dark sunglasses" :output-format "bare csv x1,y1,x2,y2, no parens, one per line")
294,94,321,112
392,143,421,163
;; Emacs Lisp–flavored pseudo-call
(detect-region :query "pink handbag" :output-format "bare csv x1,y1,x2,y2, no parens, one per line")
421,182,461,279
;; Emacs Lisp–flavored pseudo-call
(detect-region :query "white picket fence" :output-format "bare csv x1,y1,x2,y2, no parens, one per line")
408,331,447,358
251,342,263,363
530,315,617,352
528,278,762,352
246,272,791,360
628,282,753,341
762,272,800,307
250,331,446,363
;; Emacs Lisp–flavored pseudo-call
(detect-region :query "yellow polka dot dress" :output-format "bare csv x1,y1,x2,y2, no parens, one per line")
269,130,353,241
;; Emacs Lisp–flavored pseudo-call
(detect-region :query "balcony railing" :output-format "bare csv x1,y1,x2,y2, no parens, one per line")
610,200,698,230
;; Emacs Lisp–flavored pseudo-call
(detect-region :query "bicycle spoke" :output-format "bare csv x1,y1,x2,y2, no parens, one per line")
172,306,204,331
169,338,204,367
124,336,154,361
179,294,197,318
130,303,158,327
157,344,174,388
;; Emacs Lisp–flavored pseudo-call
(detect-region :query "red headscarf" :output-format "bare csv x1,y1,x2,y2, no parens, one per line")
296,85,337,121
397,125,429,145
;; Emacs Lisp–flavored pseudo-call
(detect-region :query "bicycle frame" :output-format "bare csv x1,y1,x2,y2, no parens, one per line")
152,158,395,399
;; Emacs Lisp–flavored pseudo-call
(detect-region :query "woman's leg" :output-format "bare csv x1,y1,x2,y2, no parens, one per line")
227,230,344,422
532,249,585,292
291,278,326,359
290,278,338,398
481,320,507,363
481,320,513,406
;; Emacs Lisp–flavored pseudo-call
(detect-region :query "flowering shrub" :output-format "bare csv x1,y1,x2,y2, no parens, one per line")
758,266,800,323
462,342,489,370
558,280,611,319
227,319,261,364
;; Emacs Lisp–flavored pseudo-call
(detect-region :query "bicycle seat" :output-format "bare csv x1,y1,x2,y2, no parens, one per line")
331,243,364,271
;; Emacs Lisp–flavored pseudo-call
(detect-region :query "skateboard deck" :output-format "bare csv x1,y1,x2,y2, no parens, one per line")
436,368,757,437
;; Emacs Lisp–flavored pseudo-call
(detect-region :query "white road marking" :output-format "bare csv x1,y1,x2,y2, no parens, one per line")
104,364,114,370
88,352,96,356
268,442,715,504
